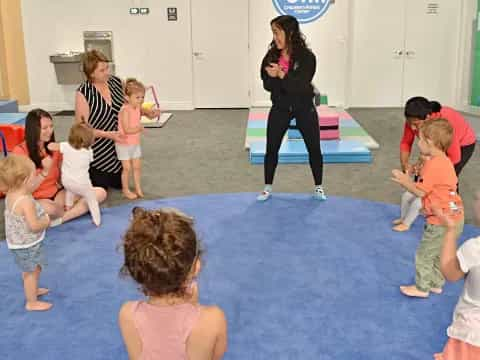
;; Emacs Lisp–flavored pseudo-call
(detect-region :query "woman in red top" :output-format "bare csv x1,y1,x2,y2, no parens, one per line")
400,97,476,176
12,109,106,224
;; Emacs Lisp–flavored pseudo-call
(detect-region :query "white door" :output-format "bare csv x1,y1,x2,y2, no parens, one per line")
402,0,461,105
349,0,406,107
191,0,250,108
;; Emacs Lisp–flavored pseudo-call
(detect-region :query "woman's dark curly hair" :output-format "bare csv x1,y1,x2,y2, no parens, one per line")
120,207,201,298
265,15,309,67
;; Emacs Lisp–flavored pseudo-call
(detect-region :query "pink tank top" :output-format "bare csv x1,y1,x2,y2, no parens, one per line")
133,301,201,360
118,104,141,145
279,55,290,74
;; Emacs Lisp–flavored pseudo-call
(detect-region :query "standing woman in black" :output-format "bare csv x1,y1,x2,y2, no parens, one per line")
257,15,325,201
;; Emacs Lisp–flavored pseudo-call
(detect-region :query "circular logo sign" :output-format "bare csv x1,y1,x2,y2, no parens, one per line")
272,0,331,24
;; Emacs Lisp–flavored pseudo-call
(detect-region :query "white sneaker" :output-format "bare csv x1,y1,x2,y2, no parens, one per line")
313,186,327,201
257,185,272,202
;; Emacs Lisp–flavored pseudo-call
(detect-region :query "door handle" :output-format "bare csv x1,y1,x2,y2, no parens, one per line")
406,50,415,57
193,52,204,57
393,50,403,56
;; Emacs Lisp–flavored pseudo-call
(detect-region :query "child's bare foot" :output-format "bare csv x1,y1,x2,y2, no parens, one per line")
123,190,138,200
136,189,144,198
25,301,53,311
37,288,49,296
392,218,403,225
430,288,443,294
400,285,429,298
433,353,444,360
393,223,410,232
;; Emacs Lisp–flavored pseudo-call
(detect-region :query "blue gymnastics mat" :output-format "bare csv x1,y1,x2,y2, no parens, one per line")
249,139,372,164
0,113,26,126
0,100,18,113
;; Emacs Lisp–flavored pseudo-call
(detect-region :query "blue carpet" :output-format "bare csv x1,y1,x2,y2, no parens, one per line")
0,193,478,360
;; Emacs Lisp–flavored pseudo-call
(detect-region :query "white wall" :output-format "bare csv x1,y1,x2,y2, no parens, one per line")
249,1,350,107
21,0,193,111
456,0,479,114
22,0,469,111
21,0,350,111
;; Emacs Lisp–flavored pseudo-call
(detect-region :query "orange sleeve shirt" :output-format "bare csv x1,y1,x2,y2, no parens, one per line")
12,142,62,199
415,155,463,225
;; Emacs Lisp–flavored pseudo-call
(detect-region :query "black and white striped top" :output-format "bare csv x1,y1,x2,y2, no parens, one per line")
77,76,124,174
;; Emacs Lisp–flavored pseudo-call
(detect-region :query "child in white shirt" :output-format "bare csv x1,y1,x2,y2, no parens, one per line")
392,155,430,232
48,122,100,226
434,191,480,359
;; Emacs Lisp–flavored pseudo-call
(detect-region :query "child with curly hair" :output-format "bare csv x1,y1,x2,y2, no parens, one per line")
119,207,228,359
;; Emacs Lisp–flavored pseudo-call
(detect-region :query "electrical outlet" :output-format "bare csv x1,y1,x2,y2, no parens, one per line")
140,7,149,15
129,7,139,15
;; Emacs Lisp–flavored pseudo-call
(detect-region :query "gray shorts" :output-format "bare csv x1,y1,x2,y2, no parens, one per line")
115,144,142,161
11,242,47,273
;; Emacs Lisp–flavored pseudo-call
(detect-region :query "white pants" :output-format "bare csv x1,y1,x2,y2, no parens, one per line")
63,178,101,226
400,191,422,227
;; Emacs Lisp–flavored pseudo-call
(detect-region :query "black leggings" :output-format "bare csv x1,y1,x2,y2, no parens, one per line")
454,142,476,176
264,105,323,185
89,167,122,190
